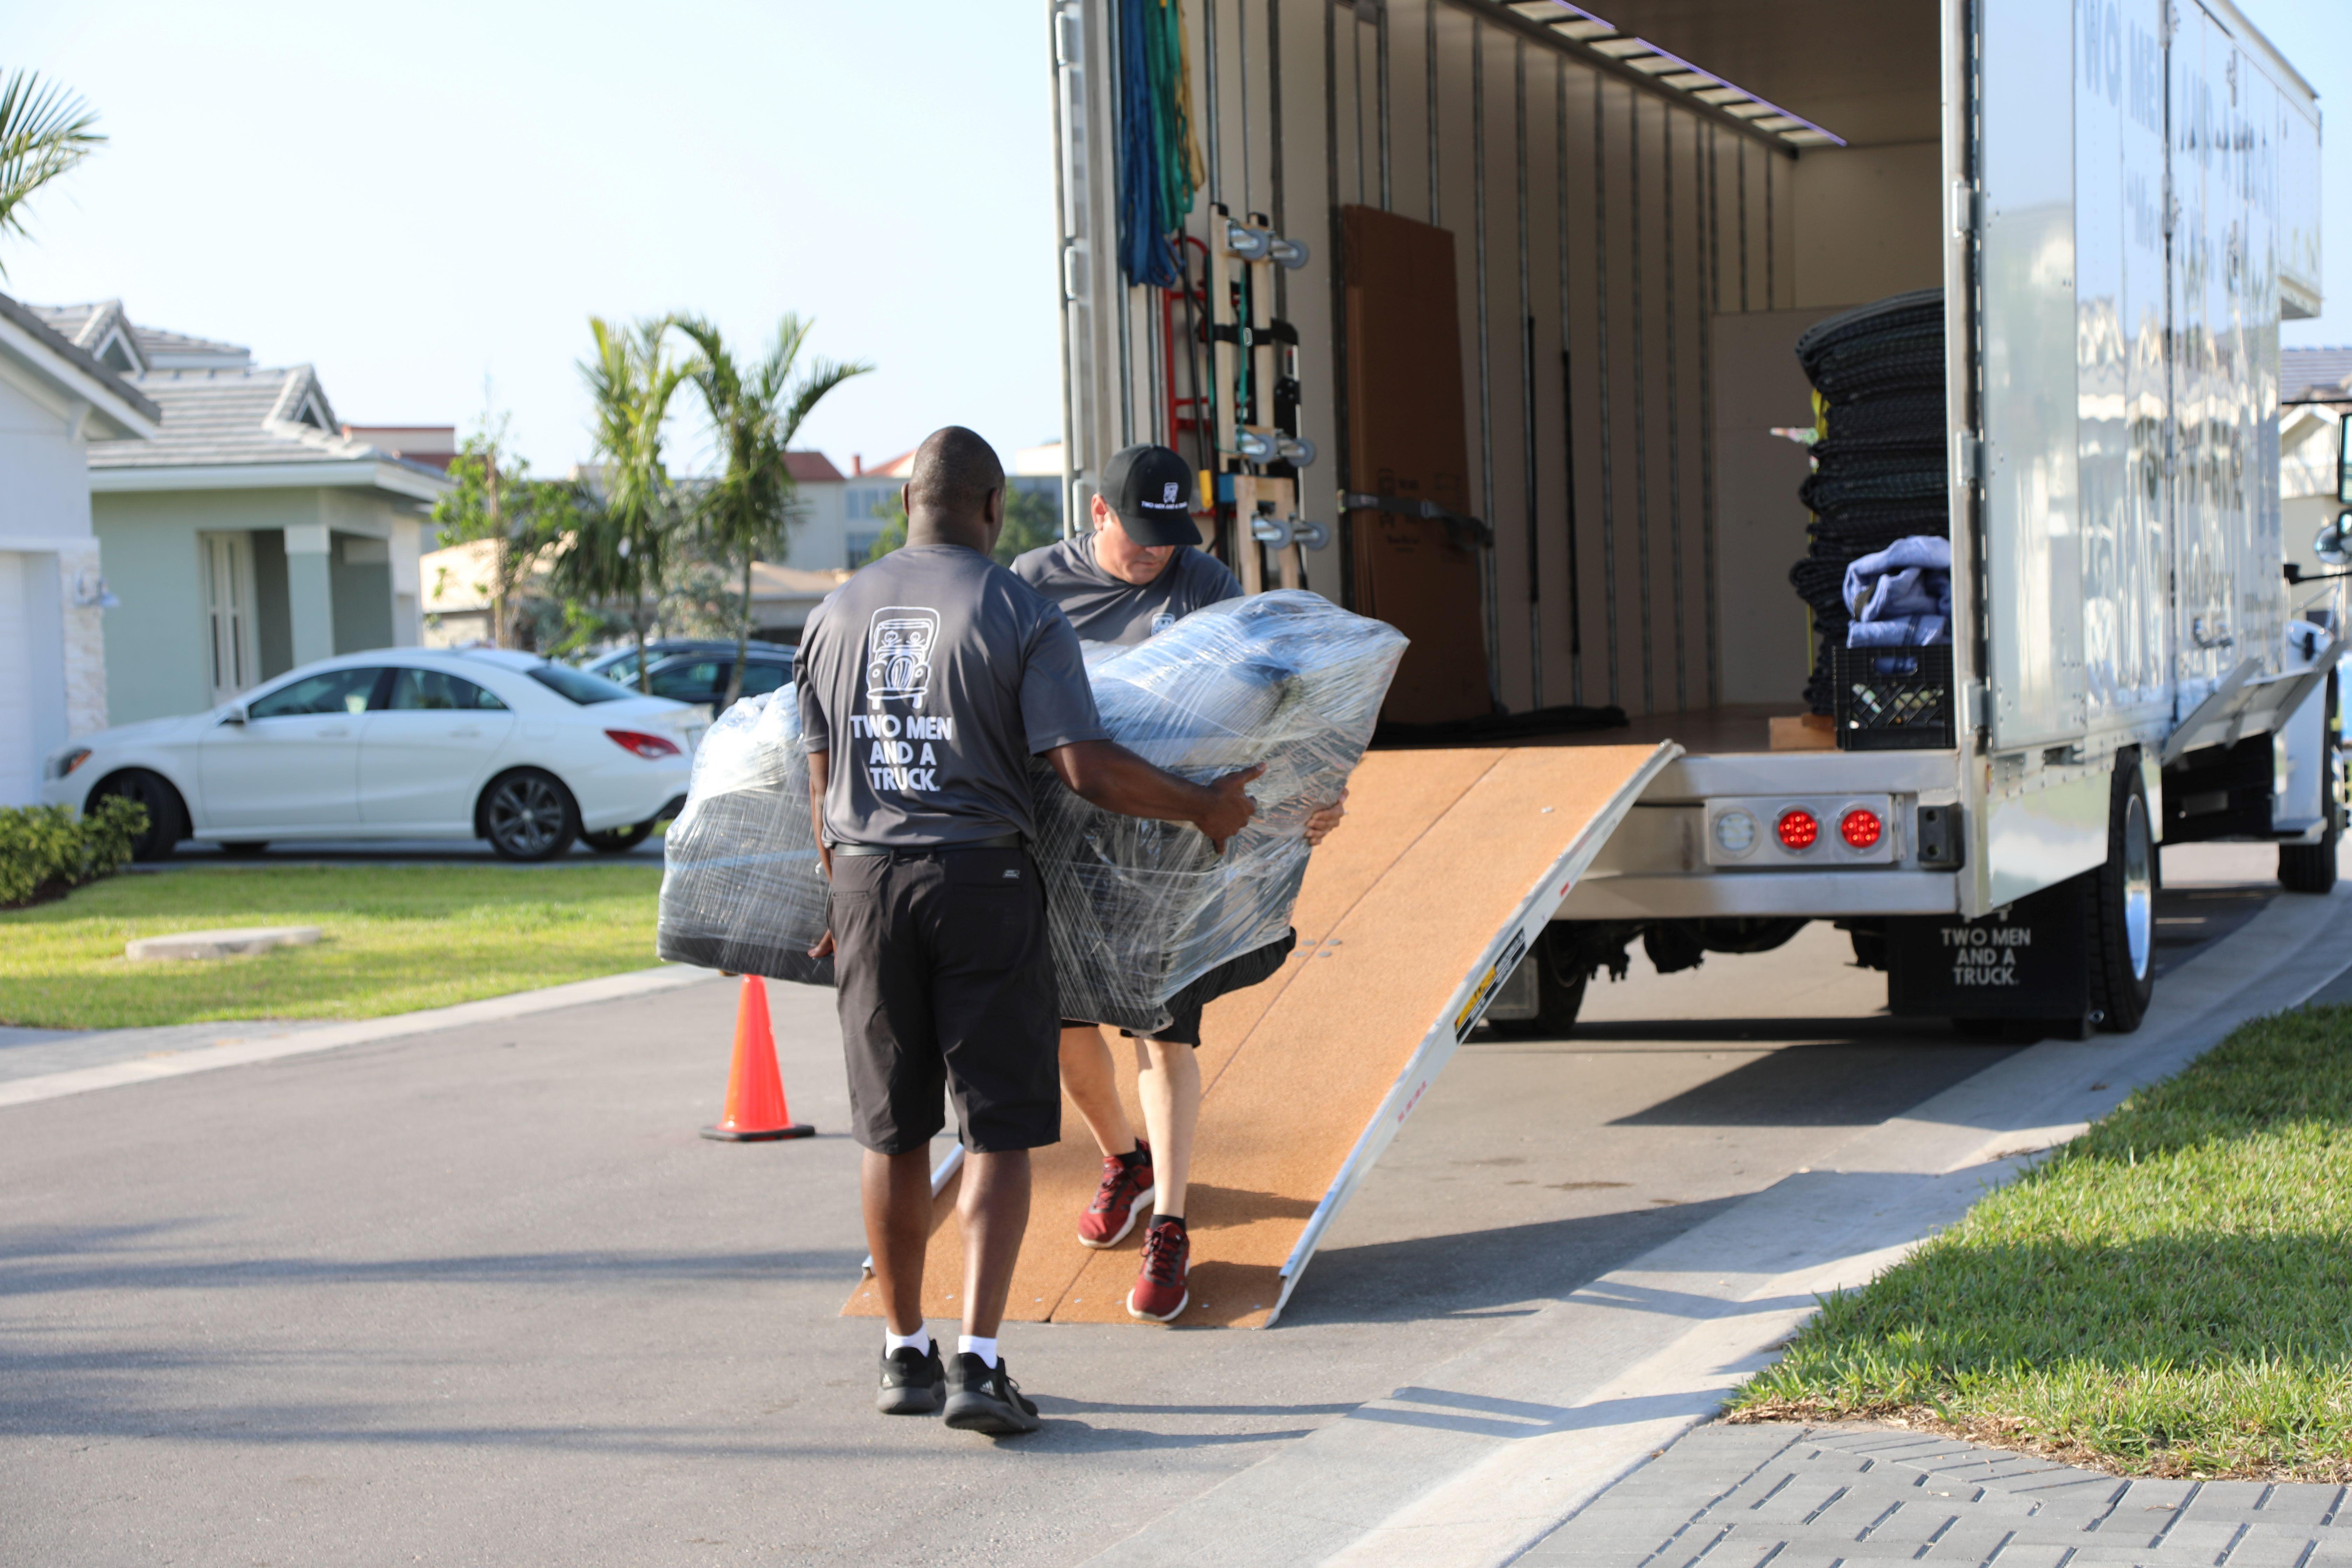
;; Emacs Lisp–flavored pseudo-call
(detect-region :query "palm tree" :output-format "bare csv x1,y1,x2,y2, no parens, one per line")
679,314,870,706
568,316,690,691
0,71,106,273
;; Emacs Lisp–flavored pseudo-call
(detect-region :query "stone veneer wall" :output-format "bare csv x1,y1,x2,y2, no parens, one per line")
59,541,109,736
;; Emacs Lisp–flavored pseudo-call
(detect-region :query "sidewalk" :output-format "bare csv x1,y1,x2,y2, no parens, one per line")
1522,1421,2352,1567
1083,853,2352,1568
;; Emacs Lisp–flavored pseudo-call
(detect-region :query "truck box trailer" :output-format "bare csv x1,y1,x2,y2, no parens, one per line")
840,0,2334,1328
1051,0,2333,1036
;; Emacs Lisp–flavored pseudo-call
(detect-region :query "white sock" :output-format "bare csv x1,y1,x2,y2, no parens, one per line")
958,1334,999,1369
884,1325,930,1357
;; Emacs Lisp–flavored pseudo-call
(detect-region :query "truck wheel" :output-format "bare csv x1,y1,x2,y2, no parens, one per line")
1488,927,1590,1038
2088,760,2156,1034
2278,673,2340,894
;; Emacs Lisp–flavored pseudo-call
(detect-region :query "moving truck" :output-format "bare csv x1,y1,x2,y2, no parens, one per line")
1049,0,2331,1038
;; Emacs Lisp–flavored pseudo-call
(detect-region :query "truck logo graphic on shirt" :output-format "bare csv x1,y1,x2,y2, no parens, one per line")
864,607,939,704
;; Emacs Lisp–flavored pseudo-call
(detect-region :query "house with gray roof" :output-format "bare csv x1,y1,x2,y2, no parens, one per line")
0,292,159,804
29,301,453,724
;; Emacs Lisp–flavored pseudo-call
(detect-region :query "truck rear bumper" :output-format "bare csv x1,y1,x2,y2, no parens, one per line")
1558,868,1960,919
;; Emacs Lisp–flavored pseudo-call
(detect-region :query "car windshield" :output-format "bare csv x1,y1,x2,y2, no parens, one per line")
526,663,637,706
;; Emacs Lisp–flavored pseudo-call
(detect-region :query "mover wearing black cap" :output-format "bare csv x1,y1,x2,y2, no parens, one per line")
798,427,1261,1433
1010,442,1349,1323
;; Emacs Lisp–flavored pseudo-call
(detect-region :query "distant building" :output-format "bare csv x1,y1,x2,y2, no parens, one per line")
343,425,458,472
0,292,159,803
28,301,453,724
837,442,1067,564
1010,441,1068,531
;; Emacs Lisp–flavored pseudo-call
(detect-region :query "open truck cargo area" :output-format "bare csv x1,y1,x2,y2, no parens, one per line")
969,0,2334,1317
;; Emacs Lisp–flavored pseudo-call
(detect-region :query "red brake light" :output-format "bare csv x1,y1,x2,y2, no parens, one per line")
1776,808,1819,850
1841,808,1883,849
605,728,680,759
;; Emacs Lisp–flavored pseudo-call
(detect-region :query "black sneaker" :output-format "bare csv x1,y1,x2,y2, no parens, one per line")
941,1352,1041,1435
875,1343,946,1416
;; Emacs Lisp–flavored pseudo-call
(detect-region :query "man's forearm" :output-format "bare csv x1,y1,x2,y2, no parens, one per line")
807,748,834,877
1059,741,1220,824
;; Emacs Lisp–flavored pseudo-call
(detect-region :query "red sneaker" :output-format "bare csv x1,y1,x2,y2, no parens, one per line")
1127,1217,1190,1322
1077,1149,1154,1249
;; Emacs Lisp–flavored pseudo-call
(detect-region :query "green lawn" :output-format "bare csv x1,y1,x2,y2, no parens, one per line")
0,864,664,1030
1734,1006,2352,1481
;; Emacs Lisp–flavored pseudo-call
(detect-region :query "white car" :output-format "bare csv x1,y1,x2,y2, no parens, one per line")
43,648,705,862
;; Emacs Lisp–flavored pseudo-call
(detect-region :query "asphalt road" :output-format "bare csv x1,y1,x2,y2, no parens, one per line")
0,844,2299,1566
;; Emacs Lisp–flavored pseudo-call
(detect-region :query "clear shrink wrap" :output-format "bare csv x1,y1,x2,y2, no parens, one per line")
656,691,835,986
655,589,1406,1030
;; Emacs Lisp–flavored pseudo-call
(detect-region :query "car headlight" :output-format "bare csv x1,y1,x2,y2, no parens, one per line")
51,748,92,780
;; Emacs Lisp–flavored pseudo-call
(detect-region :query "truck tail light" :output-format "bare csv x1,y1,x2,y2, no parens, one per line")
606,728,681,759
1776,808,1820,850
1840,808,1884,849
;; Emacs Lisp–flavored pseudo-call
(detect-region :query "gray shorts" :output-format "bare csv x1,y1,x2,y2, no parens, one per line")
828,847,1062,1155
1061,929,1298,1048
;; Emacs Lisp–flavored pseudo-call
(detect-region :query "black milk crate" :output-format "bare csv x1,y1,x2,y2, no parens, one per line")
1832,643,1955,750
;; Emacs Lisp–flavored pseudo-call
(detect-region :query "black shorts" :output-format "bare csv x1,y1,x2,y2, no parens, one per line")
830,847,1062,1155
1060,929,1298,1048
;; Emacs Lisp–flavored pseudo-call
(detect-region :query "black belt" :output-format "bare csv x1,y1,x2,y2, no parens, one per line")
830,833,1024,858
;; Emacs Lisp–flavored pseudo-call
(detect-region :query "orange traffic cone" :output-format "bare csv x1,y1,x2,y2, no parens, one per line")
701,975,814,1142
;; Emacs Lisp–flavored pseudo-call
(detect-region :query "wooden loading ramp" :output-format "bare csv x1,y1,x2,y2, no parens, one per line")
844,740,1678,1329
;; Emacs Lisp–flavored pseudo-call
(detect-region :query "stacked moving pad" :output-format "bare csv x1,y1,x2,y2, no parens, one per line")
656,590,1406,1035
1787,289,1948,713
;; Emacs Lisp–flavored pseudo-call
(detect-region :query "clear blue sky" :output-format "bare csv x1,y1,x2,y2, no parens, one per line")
5,2,2345,480
4,1,1062,477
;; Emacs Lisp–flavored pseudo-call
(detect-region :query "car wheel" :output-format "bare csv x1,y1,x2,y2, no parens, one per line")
219,841,270,857
90,769,188,862
480,769,580,861
581,821,656,854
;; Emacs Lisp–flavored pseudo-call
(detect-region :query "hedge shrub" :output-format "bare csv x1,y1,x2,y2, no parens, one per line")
0,798,148,908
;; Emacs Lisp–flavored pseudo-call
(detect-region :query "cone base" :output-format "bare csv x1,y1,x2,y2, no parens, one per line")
700,1123,816,1142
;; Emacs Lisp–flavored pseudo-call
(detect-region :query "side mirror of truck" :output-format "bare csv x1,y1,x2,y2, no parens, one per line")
2315,513,2352,568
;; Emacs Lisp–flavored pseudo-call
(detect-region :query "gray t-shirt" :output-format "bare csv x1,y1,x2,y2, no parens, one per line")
798,544,1107,847
1010,533,1243,647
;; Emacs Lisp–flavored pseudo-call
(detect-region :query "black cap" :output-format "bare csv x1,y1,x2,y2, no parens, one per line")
1101,444,1199,547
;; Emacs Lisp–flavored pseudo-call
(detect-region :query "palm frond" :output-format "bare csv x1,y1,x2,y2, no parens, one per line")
0,71,107,271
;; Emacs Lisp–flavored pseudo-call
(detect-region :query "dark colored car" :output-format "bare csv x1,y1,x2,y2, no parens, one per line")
585,639,795,711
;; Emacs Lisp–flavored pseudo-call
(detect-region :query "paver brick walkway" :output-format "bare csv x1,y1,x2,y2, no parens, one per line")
1520,1421,2352,1567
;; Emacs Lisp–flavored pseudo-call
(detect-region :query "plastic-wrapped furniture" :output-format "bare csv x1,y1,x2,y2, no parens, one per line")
656,589,1407,1031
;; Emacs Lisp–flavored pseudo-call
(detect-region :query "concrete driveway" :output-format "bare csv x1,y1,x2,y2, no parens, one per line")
0,844,2319,1566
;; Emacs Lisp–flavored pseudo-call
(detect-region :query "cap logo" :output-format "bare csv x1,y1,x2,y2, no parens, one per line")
1161,481,1182,505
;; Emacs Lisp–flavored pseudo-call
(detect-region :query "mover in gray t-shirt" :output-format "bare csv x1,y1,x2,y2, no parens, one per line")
796,427,1260,1433
1010,525,1241,647
798,545,1104,846
1007,442,1351,1325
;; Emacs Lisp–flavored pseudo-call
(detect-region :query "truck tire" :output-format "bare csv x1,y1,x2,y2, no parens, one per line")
2278,674,2339,894
2088,759,2157,1034
1488,927,1590,1038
